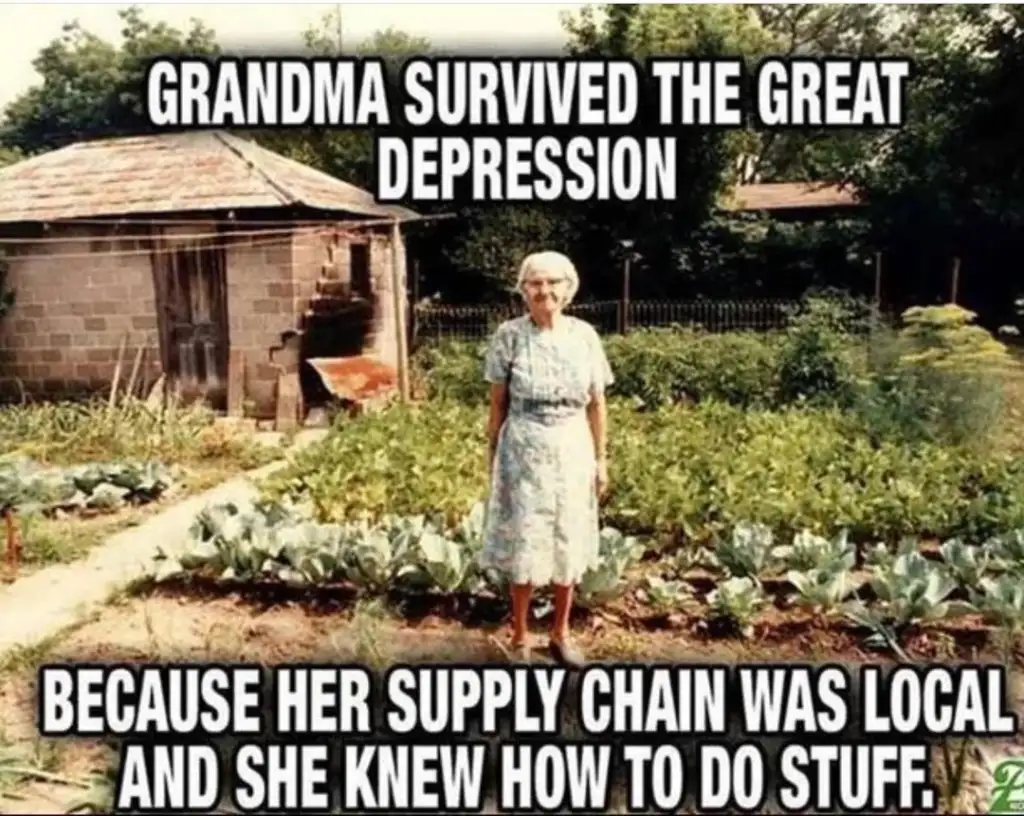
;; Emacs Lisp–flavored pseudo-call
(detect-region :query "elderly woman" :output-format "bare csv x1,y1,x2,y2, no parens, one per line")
480,251,614,668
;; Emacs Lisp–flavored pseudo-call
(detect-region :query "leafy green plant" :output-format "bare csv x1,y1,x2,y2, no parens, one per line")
0,398,271,468
856,305,1015,449
774,529,855,572
640,576,695,613
983,528,1024,575
788,567,856,613
709,522,776,578
576,528,646,608
844,551,972,647
155,499,646,607
940,538,990,589
775,296,865,407
263,397,1024,552
969,575,1024,633
0,456,176,515
707,576,769,636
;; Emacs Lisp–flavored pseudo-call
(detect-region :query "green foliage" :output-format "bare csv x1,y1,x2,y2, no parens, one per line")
412,326,793,410
0,456,175,514
413,298,1018,454
0,398,273,468
0,7,219,153
855,304,1014,448
153,496,645,609
775,296,866,406
261,397,1024,548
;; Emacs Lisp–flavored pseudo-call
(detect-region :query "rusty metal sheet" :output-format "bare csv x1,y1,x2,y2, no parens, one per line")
306,355,397,403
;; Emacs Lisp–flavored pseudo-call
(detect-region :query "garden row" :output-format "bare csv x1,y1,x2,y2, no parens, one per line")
0,456,177,515
150,494,1024,647
256,398,1024,545
142,299,1024,650
414,300,1019,450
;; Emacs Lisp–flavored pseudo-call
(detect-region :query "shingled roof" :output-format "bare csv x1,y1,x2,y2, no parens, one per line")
725,182,859,212
0,130,417,224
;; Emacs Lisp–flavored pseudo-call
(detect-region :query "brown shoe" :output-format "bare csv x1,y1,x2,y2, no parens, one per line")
488,634,533,663
548,638,586,669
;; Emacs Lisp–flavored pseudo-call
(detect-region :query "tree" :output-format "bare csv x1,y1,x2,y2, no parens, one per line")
1,6,219,153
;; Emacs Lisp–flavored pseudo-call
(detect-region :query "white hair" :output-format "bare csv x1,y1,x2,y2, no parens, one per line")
516,251,580,305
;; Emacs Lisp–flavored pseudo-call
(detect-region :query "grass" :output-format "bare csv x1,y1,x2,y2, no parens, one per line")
0,397,275,469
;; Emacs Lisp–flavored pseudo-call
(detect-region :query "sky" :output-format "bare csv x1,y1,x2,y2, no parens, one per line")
0,2,587,110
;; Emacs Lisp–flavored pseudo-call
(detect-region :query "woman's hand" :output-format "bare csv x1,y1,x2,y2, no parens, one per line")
595,458,609,498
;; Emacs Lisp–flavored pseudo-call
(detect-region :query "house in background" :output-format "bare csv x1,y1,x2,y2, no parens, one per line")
723,181,861,220
0,131,417,421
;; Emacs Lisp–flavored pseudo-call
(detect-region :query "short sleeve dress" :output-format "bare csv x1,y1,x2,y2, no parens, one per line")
479,315,614,586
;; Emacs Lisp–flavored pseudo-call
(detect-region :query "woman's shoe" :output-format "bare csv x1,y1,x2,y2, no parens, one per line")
547,637,586,669
489,634,533,663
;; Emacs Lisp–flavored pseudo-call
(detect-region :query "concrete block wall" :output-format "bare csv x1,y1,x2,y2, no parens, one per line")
224,233,304,416
0,223,161,399
0,220,409,417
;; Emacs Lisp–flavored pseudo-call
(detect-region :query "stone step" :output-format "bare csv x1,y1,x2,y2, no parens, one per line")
316,279,350,298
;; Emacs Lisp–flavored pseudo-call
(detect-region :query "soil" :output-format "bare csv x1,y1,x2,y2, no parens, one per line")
1,586,1022,814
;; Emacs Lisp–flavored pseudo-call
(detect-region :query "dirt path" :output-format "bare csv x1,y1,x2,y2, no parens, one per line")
0,429,327,662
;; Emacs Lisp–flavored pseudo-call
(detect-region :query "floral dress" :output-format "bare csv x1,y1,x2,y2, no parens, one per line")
480,315,614,586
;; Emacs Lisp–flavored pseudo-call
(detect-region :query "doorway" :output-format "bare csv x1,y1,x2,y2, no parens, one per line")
151,237,230,409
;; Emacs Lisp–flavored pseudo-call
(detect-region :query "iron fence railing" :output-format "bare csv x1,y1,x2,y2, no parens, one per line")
412,299,806,342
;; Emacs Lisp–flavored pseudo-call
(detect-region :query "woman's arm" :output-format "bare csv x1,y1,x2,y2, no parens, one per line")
487,382,510,470
586,392,607,463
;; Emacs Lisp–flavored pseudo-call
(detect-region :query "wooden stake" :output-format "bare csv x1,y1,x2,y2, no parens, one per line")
951,257,961,304
622,255,632,334
125,345,146,402
4,509,18,576
109,333,128,409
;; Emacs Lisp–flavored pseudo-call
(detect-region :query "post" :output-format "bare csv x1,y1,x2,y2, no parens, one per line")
390,220,410,403
950,257,961,304
873,251,882,310
621,255,632,334
410,259,420,351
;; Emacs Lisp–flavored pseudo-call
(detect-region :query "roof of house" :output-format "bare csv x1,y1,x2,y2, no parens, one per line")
724,182,859,212
0,130,418,224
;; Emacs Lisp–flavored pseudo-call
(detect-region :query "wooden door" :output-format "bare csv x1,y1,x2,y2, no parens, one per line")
151,238,230,409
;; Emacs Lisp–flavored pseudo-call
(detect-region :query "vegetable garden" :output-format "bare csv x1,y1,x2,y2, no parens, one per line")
0,398,276,577
3,298,1024,814
146,299,1024,661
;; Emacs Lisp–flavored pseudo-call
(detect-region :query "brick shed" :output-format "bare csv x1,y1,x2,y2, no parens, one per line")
0,131,418,420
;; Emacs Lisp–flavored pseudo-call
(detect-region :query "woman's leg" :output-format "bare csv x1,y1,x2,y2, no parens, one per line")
549,583,586,668
510,583,533,645
550,583,574,643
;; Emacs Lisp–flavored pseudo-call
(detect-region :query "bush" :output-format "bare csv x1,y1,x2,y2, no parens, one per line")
412,329,788,409
774,296,867,407
854,305,1016,449
409,298,1021,453
411,296,872,412
603,328,784,409
261,398,1024,545
412,339,489,404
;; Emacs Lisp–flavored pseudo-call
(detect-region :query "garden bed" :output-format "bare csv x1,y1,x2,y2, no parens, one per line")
0,398,279,578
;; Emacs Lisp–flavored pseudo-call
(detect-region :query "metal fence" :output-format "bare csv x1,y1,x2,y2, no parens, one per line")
413,299,802,342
